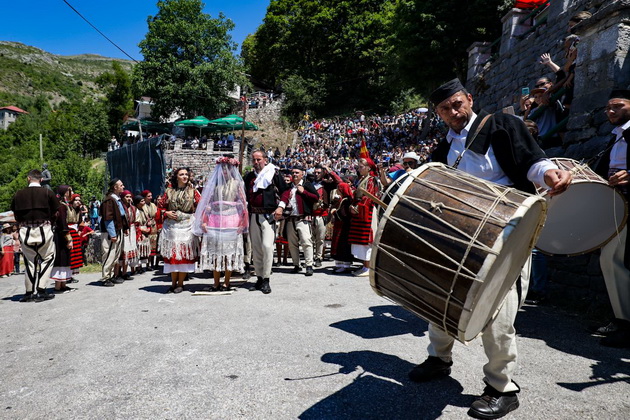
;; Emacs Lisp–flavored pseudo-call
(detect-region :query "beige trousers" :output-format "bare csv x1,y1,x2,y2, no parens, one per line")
600,226,630,321
19,225,55,293
311,216,326,260
427,256,531,393
287,218,314,267
101,231,123,280
249,214,275,279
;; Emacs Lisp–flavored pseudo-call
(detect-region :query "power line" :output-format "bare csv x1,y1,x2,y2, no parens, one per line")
61,0,139,63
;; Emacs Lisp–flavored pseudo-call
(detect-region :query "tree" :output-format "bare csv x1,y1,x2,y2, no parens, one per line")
133,0,245,120
243,0,398,117
96,62,135,136
389,0,510,95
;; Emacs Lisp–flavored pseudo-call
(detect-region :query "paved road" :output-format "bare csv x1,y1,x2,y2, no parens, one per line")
0,262,628,419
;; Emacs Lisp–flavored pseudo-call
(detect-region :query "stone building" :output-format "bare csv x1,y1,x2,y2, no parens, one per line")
0,106,28,130
466,0,629,315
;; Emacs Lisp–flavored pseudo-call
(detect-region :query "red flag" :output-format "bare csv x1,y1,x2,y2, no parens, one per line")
359,138,370,159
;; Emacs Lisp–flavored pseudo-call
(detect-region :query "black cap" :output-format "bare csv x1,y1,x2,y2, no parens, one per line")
609,89,630,101
429,78,466,105
292,165,305,172
108,178,121,188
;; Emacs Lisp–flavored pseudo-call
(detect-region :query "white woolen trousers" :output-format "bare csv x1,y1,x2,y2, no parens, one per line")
600,226,630,321
287,218,314,267
426,256,531,393
249,214,276,279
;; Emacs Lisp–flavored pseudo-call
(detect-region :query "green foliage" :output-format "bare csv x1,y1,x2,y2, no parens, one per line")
389,0,505,94
133,0,246,120
96,62,135,136
243,0,508,118
389,88,426,115
280,75,326,121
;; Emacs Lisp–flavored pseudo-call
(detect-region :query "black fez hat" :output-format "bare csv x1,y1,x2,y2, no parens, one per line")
292,165,305,172
429,78,466,105
609,89,630,101
108,178,120,188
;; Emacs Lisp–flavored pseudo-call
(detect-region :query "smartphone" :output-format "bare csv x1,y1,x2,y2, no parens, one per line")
521,87,530,96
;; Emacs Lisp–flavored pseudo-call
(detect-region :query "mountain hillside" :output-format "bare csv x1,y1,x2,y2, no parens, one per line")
0,41,134,108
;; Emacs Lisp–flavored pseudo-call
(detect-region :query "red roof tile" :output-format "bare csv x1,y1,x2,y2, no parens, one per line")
0,106,29,114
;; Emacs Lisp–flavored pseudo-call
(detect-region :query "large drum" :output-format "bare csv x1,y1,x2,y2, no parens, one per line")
371,163,547,343
535,158,628,256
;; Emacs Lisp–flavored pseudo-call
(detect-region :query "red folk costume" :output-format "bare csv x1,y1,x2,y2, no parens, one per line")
348,175,379,246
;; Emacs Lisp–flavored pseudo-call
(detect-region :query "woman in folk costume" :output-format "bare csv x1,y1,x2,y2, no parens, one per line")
133,195,152,273
159,167,201,293
330,176,355,273
119,191,139,278
67,193,85,278
348,158,381,277
0,223,14,277
193,156,249,291
50,185,76,293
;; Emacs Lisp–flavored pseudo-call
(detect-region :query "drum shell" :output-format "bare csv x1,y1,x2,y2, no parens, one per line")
371,163,547,343
535,158,628,256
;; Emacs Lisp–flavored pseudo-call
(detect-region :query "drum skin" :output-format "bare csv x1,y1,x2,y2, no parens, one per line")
370,163,547,343
535,158,628,256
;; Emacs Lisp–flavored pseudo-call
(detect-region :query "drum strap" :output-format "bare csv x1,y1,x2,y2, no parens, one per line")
453,114,493,169
585,133,623,167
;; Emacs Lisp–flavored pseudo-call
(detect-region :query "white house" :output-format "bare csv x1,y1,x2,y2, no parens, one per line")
0,106,28,130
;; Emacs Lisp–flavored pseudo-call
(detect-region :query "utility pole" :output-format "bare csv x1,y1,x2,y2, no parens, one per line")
238,89,247,170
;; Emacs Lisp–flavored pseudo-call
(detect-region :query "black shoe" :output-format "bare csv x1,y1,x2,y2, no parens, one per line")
468,384,519,419
242,269,251,280
408,356,452,382
589,321,619,336
305,266,314,276
112,277,124,284
102,279,115,287
600,327,630,348
20,292,35,302
67,277,79,284
252,276,263,291
314,259,322,267
291,266,302,273
260,278,271,294
34,289,55,302
121,274,134,281
524,291,544,305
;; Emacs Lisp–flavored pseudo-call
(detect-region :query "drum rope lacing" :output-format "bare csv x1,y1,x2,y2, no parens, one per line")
381,167,524,333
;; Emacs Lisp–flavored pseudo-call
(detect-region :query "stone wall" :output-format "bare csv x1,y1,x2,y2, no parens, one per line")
467,0,630,317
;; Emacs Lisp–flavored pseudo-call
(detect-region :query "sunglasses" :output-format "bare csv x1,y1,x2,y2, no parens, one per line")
535,82,548,88
402,161,415,166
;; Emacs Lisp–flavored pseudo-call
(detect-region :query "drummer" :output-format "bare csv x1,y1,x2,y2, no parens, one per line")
594,89,630,348
408,78,572,420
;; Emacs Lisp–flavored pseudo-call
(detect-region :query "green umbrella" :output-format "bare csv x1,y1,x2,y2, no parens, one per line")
174,116,211,127
208,114,259,131
121,119,170,133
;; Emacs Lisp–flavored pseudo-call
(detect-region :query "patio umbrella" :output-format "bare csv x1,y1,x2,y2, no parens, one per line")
121,119,170,133
174,116,212,127
208,114,259,131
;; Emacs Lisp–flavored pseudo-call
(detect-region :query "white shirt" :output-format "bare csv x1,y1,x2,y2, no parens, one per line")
446,113,556,189
610,119,630,169
278,180,304,216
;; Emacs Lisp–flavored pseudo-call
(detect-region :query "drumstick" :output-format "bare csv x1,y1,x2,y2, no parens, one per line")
358,187,388,209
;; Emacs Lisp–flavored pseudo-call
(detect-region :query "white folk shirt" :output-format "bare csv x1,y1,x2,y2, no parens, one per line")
446,112,556,189
610,119,630,170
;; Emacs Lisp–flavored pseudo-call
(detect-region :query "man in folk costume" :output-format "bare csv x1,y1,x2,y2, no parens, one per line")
594,89,630,348
409,79,572,419
274,165,319,276
244,150,289,294
310,165,329,267
11,169,60,302
99,178,129,286
347,139,380,277
140,190,160,270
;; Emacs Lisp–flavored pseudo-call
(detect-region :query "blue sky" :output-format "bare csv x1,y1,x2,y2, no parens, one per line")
1,0,269,60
